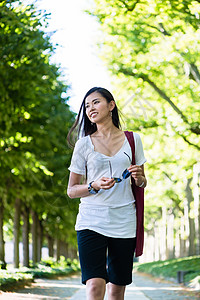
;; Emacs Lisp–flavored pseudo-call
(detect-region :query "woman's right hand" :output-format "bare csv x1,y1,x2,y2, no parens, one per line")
92,177,115,191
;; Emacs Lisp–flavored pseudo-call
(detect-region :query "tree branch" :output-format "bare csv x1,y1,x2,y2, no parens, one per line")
145,23,200,85
141,76,186,119
142,75,200,135
119,67,200,136
117,0,140,12
158,23,171,36
180,134,200,150
188,63,200,85
170,123,200,150
146,23,170,36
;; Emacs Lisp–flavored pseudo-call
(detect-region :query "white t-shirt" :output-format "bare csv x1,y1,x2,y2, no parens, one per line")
68,132,147,238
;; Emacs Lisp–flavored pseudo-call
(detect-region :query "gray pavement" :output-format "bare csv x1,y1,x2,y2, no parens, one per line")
70,275,148,299
0,271,199,299
69,271,199,300
132,272,199,300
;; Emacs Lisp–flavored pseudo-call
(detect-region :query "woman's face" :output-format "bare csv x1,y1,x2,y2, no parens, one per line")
85,92,114,124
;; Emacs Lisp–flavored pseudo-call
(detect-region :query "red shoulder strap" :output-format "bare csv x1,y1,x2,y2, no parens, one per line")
124,131,135,165
124,130,144,257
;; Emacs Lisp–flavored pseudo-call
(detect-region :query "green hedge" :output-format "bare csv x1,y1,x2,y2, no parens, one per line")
0,271,33,290
0,257,80,291
135,255,200,288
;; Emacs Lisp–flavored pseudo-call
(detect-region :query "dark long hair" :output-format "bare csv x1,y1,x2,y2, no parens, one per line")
67,87,121,147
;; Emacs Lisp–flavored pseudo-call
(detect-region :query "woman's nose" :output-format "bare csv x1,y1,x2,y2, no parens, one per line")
89,103,95,110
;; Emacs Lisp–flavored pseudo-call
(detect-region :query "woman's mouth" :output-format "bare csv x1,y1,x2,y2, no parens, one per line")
90,112,98,118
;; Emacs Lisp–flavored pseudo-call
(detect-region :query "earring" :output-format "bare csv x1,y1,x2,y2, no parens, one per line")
110,111,112,117
91,122,94,125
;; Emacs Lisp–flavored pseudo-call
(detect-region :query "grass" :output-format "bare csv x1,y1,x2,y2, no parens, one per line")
0,256,80,291
135,255,200,289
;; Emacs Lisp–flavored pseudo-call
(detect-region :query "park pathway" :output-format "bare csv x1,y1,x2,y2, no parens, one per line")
0,271,199,299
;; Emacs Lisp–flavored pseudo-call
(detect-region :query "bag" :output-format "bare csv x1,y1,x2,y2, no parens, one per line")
124,131,144,257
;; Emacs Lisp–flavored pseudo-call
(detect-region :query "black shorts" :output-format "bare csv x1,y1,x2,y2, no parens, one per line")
77,229,136,285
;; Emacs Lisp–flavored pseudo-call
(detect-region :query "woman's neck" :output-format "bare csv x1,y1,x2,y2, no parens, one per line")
95,121,121,138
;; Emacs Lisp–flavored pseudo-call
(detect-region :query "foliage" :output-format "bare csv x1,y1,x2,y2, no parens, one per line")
41,256,80,270
0,257,80,290
89,0,200,249
27,256,80,276
23,265,73,279
0,0,78,254
135,255,200,285
0,270,33,290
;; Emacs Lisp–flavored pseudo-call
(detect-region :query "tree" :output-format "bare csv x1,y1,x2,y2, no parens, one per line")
89,0,200,259
90,0,200,145
0,0,77,267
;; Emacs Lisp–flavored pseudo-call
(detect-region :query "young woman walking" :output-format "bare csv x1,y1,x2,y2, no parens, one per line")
67,87,147,300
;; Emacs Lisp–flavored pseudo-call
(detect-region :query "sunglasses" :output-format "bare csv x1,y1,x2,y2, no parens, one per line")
109,152,132,183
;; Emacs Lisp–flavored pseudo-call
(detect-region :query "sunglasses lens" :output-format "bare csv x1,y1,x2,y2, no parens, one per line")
113,177,122,183
122,169,131,179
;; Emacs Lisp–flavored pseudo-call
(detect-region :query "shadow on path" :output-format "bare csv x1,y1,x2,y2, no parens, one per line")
0,273,81,299
0,271,199,299
133,271,200,300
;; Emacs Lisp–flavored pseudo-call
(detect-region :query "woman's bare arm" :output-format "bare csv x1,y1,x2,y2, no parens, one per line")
67,172,89,199
67,172,115,199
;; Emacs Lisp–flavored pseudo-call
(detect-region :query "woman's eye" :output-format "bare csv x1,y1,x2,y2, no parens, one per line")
85,100,99,108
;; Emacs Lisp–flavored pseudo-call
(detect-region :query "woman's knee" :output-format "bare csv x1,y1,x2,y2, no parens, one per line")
86,278,106,299
107,283,125,298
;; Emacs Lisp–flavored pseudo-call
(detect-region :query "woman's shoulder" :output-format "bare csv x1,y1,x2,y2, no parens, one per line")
124,131,141,141
75,135,90,148
133,132,141,140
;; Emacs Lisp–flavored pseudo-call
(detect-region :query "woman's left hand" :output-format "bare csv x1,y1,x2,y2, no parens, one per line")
127,164,145,186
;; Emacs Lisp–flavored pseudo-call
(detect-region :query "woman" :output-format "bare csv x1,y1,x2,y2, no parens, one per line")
67,87,147,300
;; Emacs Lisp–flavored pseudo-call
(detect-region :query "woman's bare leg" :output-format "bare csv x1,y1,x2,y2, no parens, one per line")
107,282,126,300
86,278,106,300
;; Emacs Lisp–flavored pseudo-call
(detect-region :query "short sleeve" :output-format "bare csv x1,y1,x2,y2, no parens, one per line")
68,138,86,175
133,133,147,166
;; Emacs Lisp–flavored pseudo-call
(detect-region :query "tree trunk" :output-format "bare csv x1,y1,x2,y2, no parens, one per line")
65,243,78,259
180,216,186,257
37,219,43,262
56,239,60,262
193,163,200,255
154,223,160,261
47,235,54,257
184,200,190,255
0,198,6,269
22,205,29,267
145,234,154,262
186,178,196,256
61,241,73,259
166,212,174,259
14,198,21,268
175,231,180,258
160,206,167,260
31,210,38,264
71,247,78,259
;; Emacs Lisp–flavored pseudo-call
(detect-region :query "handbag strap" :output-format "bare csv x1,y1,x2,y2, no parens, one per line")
124,130,144,257
124,131,135,165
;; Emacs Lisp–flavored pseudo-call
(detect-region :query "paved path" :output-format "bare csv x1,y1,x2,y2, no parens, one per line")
0,271,199,299
132,272,199,300
70,272,199,300
69,273,148,300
